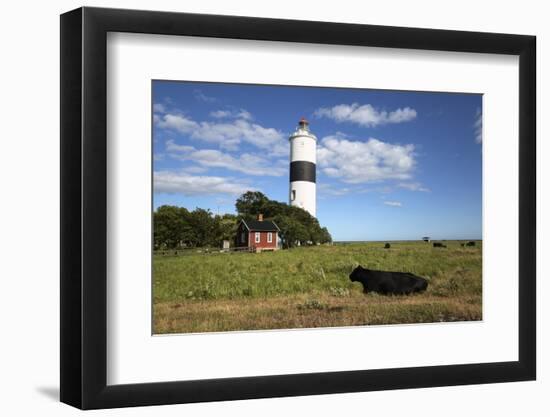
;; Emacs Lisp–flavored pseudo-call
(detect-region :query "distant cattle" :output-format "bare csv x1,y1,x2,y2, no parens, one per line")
466,241,476,247
433,242,446,248
384,243,391,249
349,266,428,295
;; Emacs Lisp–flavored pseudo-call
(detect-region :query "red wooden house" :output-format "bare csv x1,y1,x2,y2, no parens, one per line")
235,214,280,252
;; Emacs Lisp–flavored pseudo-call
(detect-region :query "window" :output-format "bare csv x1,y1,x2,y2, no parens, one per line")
241,232,245,243
267,232,273,243
291,190,296,201
255,232,260,243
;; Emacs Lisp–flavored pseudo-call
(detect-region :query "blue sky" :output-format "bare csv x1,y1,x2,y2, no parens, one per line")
153,81,482,241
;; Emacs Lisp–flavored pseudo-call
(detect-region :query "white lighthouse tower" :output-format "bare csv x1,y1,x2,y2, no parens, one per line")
289,117,317,217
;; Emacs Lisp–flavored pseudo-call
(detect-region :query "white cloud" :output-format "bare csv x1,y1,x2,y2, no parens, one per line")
191,119,284,151
317,134,416,184
236,109,253,120
153,103,166,113
181,165,208,174
314,103,417,127
154,171,253,196
155,113,198,134
210,109,253,120
398,182,430,192
191,119,284,149
163,140,194,153
474,108,482,144
384,201,402,207
193,90,217,103
317,183,355,197
166,140,286,177
268,142,289,158
210,110,232,119
155,111,285,152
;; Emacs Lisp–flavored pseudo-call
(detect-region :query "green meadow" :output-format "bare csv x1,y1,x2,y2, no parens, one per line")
153,241,482,334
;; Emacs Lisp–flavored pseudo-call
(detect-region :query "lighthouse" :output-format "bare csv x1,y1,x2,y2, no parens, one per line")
289,117,317,217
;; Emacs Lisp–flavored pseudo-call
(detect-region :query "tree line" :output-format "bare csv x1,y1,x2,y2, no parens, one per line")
154,191,332,249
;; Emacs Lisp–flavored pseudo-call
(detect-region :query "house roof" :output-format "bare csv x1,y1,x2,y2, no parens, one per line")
240,219,280,232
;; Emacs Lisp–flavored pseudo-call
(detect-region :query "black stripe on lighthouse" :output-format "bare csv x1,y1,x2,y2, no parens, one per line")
290,161,316,183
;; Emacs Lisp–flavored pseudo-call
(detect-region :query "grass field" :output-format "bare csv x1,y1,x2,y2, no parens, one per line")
153,241,482,334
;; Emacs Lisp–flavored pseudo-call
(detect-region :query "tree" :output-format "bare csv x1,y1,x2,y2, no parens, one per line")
154,205,241,249
273,215,309,248
153,205,192,249
188,208,218,247
235,191,269,218
214,213,239,244
235,191,333,248
153,192,332,250
319,227,332,244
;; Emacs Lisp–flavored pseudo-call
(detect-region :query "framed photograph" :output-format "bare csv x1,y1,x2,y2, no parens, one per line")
60,6,536,409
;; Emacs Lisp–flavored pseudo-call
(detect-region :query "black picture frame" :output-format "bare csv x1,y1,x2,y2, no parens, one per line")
60,6,536,410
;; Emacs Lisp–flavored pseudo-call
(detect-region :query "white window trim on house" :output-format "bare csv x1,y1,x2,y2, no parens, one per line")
255,232,260,243
267,232,273,243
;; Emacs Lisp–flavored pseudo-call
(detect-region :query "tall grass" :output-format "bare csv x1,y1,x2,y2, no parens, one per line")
154,241,481,302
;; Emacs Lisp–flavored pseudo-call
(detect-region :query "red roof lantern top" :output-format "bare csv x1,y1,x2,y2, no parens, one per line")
298,117,310,131
290,117,315,139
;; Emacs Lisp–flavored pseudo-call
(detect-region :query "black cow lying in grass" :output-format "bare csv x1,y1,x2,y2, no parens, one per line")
349,266,428,295
433,242,446,248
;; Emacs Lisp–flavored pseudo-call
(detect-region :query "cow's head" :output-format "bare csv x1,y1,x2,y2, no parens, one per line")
349,265,368,282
